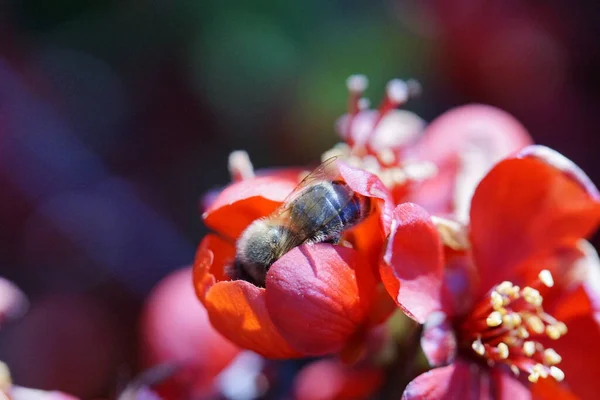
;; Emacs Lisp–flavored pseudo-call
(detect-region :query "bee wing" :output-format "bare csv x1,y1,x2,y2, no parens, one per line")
272,157,355,250
272,156,341,218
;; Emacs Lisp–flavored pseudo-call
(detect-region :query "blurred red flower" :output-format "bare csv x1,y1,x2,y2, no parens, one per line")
140,267,240,399
293,358,383,400
379,146,600,398
193,160,394,359
332,76,532,219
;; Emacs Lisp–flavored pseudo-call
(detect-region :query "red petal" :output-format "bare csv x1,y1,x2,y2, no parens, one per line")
491,369,531,400
470,146,600,295
421,311,457,367
538,313,600,400
380,203,445,323
416,104,532,167
402,361,490,400
203,175,298,239
338,161,394,236
411,104,532,216
265,244,376,356
294,359,383,400
203,280,301,359
192,234,235,300
532,378,578,400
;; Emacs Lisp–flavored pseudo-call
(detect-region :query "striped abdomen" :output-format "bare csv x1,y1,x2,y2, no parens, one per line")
287,181,371,244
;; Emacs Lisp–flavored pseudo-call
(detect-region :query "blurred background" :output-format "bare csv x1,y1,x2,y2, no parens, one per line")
0,0,599,398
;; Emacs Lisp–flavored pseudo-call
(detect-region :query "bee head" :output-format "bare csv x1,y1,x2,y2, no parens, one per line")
235,220,288,285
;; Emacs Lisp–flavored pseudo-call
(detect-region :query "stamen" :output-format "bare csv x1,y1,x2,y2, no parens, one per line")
490,291,504,309
546,325,562,340
486,311,503,327
497,343,509,359
543,348,562,365
538,270,554,288
510,364,520,376
496,281,514,295
525,315,545,334
523,341,536,357
461,276,568,384
550,366,565,382
346,75,369,93
522,287,543,307
385,79,409,105
228,150,255,182
472,338,485,356
528,372,539,383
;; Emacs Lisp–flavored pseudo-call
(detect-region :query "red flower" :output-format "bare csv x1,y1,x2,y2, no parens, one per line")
331,76,532,218
193,160,393,359
293,358,384,400
379,145,600,398
140,267,240,399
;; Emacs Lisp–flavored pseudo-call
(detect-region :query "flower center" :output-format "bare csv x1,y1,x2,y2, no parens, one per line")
460,270,567,383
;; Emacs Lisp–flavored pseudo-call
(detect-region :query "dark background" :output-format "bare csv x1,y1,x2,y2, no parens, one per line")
0,0,598,397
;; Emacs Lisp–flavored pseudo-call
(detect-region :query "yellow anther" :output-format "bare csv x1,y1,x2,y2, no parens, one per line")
523,341,536,357
556,321,568,335
490,291,504,309
538,269,554,288
522,287,543,307
517,326,530,339
543,348,562,365
526,315,545,334
486,311,503,327
472,339,485,356
497,342,509,359
508,285,521,299
502,313,522,329
533,363,548,379
528,372,539,383
546,325,562,340
496,281,514,295
550,366,565,382
510,364,520,376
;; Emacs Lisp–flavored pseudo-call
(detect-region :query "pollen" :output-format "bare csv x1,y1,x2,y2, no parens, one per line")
462,278,568,384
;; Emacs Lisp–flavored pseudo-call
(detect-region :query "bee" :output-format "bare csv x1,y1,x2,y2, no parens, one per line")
231,157,373,287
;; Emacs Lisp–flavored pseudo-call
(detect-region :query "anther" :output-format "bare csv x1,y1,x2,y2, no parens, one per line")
523,341,536,357
517,326,530,339
357,98,370,110
496,281,514,295
510,365,520,376
522,287,543,307
533,363,548,379
550,366,565,382
228,150,255,182
346,75,369,93
490,291,504,309
486,311,503,327
528,372,539,383
538,270,554,288
497,343,509,359
502,313,522,329
546,325,562,340
543,348,562,365
385,79,409,105
472,339,485,356
556,322,568,335
526,315,545,334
